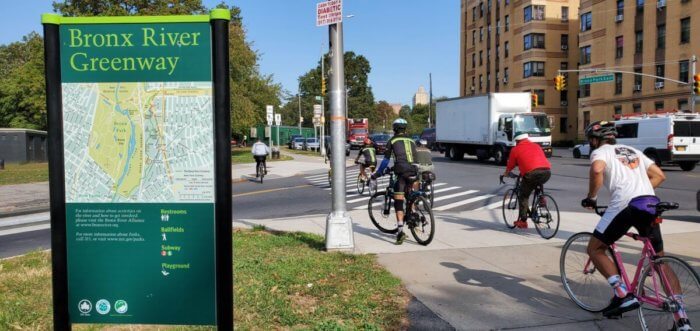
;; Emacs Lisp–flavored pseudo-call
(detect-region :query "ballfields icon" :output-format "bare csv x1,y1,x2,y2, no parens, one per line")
78,299,92,314
96,299,111,315
115,300,128,314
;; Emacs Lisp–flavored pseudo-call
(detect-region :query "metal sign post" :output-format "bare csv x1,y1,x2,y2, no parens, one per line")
275,113,281,148
266,105,273,154
318,0,354,251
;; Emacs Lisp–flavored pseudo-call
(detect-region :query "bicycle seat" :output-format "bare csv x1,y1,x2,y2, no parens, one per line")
650,202,679,212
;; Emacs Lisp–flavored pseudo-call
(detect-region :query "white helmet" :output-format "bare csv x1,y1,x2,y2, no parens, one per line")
514,133,529,141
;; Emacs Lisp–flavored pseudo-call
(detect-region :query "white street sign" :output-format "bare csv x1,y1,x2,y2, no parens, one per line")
266,105,274,116
266,113,273,122
316,0,342,27
267,119,273,126
299,116,304,123
274,114,281,126
313,104,322,117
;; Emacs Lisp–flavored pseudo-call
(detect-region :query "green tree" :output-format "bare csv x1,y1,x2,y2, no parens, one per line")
0,33,46,129
52,0,207,16
374,101,397,132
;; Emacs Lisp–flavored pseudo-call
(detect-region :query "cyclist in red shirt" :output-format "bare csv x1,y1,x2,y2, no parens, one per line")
502,133,552,228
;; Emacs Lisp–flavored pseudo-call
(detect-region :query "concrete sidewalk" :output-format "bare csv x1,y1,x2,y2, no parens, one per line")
235,208,700,330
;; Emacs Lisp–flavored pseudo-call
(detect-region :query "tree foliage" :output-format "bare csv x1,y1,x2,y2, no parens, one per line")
0,0,281,135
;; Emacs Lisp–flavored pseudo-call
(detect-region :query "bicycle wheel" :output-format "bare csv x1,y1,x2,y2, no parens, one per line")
408,196,435,245
637,256,700,331
368,178,377,196
422,181,435,207
368,191,398,234
532,193,560,240
258,163,264,184
356,174,365,195
502,188,519,229
560,232,617,312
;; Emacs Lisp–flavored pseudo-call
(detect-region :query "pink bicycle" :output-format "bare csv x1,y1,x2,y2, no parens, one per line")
560,202,699,330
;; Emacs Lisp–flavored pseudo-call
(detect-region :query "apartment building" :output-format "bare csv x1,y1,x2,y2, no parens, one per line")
460,0,580,142
577,0,698,139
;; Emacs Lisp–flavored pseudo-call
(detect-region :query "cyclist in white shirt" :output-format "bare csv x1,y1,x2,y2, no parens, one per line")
251,139,270,176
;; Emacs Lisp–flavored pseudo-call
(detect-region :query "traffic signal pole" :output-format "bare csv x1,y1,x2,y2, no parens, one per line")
325,21,354,252
692,55,697,113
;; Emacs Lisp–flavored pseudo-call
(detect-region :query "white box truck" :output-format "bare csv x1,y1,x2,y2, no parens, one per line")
436,93,552,164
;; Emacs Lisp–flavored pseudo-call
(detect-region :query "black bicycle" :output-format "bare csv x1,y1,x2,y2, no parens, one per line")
368,168,435,245
419,169,436,207
500,172,560,239
255,156,266,184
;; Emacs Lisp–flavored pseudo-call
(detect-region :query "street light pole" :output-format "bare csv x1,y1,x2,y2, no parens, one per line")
692,55,697,113
298,82,302,134
325,20,354,251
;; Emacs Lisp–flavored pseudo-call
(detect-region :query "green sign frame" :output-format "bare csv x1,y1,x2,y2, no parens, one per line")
579,74,614,85
43,10,232,330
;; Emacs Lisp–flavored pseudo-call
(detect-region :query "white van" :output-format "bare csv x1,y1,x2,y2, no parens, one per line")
613,113,700,171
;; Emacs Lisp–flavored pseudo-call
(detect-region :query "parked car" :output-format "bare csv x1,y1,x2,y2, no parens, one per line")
292,137,306,150
324,135,351,156
420,127,442,151
572,143,591,158
288,134,304,149
304,137,320,151
371,134,392,154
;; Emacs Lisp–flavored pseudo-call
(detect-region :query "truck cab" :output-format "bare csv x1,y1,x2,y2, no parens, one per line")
347,118,369,149
497,113,552,157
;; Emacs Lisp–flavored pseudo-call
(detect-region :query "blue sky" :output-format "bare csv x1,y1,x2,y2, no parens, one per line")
0,0,459,106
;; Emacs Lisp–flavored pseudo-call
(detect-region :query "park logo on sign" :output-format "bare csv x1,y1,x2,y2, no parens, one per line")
114,300,129,314
96,299,111,315
78,299,92,315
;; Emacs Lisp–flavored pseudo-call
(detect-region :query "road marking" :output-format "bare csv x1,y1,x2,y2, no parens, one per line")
347,196,370,203
432,190,479,202
474,200,503,211
434,194,496,211
431,186,461,194
0,224,51,237
232,184,312,197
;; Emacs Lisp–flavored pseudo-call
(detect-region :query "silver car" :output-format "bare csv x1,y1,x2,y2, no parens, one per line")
292,137,306,150
304,138,320,151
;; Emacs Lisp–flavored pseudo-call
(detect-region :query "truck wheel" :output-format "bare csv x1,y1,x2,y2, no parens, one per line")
679,161,697,172
476,150,489,162
448,146,464,161
493,146,506,165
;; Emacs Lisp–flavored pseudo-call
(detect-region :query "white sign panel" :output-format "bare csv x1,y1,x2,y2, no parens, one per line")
313,104,322,117
274,114,282,126
266,105,274,116
316,0,342,27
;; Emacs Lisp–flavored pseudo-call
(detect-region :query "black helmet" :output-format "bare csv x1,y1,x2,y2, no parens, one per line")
585,121,617,139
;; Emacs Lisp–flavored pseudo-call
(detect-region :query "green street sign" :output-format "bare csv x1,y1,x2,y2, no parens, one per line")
579,74,614,85
43,11,232,329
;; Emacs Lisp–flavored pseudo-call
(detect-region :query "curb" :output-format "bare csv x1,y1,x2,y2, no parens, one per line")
0,206,51,219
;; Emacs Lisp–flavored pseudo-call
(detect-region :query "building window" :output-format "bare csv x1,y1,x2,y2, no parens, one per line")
580,46,591,64
479,51,483,66
561,6,569,21
523,61,545,78
635,31,643,53
561,34,568,50
583,111,591,128
534,89,545,105
655,101,664,111
615,73,623,94
472,54,476,68
480,2,484,17
680,18,690,44
504,41,509,57
617,0,624,15
615,36,624,58
657,24,665,49
680,60,689,82
614,105,622,115
472,31,476,45
655,64,665,83
505,15,510,31
524,33,545,50
634,67,642,90
633,103,641,113
480,27,484,41
581,12,592,31
473,7,477,21
560,118,568,133
487,0,492,11
504,67,509,83
580,84,591,98
471,77,476,92
524,5,545,23
678,99,689,112
496,45,500,58
487,73,491,90
636,0,644,10
505,0,509,5
560,90,567,104
496,19,501,35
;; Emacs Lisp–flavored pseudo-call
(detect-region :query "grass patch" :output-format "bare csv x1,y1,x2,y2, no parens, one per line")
284,147,325,157
1,231,409,330
234,229,409,330
231,147,292,164
0,163,49,186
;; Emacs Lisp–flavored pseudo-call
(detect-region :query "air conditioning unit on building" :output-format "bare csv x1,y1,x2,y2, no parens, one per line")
657,0,666,8
655,81,665,89
615,15,624,22
561,100,569,106
633,84,642,91
561,45,568,50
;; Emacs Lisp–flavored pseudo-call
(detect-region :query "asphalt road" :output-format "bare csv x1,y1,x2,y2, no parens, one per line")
1,148,698,258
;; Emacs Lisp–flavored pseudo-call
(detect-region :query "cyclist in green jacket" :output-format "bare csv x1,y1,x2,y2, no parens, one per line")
355,137,377,181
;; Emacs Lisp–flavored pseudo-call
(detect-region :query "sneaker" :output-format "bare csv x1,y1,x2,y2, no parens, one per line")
674,318,693,331
602,293,640,318
395,232,406,245
514,219,528,229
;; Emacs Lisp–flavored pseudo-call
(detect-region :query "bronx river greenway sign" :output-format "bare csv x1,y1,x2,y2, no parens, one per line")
42,10,232,329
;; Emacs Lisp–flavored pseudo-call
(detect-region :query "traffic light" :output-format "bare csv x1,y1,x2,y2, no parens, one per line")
694,74,700,94
554,75,566,91
321,76,327,96
531,93,538,108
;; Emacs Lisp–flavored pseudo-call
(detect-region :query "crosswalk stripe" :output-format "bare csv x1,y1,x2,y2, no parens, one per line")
346,196,370,203
432,183,447,188
345,185,458,205
431,186,461,194
432,190,479,202
474,200,503,211
434,194,496,211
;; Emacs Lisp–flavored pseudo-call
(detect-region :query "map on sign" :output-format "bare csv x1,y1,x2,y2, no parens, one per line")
62,82,214,203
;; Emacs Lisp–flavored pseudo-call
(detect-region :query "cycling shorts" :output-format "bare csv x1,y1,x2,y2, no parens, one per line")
593,206,663,252
393,170,417,197
254,155,266,162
